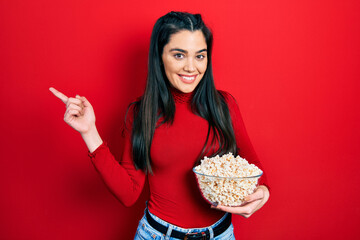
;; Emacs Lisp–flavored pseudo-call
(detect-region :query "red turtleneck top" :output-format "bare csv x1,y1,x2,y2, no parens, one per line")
88,89,268,228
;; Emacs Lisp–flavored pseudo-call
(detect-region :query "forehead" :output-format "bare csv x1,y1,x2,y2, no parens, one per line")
165,30,207,51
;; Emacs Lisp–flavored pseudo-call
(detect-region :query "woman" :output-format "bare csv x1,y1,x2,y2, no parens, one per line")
50,11,269,240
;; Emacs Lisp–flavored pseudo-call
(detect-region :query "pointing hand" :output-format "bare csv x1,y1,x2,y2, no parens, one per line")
49,87,96,134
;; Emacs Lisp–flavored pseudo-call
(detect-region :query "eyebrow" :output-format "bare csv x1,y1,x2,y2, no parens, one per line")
170,48,207,53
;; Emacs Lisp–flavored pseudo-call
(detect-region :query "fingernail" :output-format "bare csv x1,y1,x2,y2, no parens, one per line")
212,202,218,207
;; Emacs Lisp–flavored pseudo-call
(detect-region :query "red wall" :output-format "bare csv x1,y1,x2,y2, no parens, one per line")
1,0,359,239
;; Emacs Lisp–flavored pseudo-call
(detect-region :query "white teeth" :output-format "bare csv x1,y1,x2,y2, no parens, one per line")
181,76,195,80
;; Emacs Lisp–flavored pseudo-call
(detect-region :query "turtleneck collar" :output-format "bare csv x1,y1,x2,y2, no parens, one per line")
170,87,194,104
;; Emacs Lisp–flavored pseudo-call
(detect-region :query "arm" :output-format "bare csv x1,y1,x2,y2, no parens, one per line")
221,91,269,190
88,102,146,207
211,91,270,217
88,139,146,207
49,87,146,207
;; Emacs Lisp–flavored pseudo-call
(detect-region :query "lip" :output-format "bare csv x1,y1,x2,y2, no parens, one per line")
178,74,197,84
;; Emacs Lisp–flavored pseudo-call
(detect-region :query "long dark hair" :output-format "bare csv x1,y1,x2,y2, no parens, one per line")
129,11,237,174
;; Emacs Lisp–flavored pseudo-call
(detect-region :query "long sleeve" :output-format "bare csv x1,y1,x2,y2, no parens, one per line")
220,91,270,191
88,105,146,207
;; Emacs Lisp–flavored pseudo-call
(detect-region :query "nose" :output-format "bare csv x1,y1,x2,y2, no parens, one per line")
184,58,196,72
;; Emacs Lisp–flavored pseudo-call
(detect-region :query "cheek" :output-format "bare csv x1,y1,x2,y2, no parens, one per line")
199,61,208,74
164,60,181,75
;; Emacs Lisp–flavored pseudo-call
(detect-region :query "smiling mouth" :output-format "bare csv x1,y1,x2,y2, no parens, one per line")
178,74,197,83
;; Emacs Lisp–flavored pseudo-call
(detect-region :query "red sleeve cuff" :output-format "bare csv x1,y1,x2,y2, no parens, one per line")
88,142,108,158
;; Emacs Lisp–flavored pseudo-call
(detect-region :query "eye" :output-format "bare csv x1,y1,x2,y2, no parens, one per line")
174,53,184,59
196,55,206,60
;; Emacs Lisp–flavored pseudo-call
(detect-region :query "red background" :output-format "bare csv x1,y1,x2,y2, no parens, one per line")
1,0,359,239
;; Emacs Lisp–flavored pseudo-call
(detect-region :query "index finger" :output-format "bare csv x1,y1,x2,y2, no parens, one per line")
211,200,260,215
49,87,69,104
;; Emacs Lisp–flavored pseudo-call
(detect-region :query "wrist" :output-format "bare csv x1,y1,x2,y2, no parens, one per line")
81,125,103,153
81,124,97,137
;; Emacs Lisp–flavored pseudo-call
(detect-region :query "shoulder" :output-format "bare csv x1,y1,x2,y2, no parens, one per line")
123,97,142,132
125,97,141,118
216,90,243,124
126,97,142,113
217,90,239,109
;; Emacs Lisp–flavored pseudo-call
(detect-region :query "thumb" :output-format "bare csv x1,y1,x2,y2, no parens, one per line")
81,96,92,108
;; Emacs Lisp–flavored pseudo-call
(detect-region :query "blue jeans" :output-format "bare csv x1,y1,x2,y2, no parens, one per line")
134,209,236,240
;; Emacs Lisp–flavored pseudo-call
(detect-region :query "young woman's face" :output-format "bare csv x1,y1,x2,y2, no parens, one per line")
162,30,208,93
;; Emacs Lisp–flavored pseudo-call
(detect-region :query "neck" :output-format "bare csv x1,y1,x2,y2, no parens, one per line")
170,87,194,104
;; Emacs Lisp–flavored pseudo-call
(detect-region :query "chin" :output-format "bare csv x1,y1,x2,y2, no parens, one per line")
175,81,200,93
177,86,196,93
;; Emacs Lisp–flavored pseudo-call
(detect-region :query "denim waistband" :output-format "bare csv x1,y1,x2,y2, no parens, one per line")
146,208,231,239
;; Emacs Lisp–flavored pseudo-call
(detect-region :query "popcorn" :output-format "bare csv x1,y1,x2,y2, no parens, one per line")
194,153,262,206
